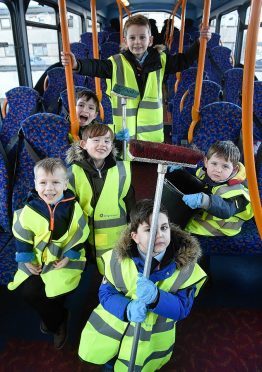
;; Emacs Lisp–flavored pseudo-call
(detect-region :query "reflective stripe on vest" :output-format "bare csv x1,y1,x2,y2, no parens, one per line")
69,161,131,274
78,249,206,368
185,168,254,236
106,53,166,142
8,202,89,297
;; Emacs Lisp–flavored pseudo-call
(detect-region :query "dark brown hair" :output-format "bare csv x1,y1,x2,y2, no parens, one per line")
130,199,169,233
206,140,240,167
76,90,99,112
81,123,114,141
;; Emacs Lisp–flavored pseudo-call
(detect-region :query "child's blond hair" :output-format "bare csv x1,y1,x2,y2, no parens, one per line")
123,14,151,38
34,158,68,179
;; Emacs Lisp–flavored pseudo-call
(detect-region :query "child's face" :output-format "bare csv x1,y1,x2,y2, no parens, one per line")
35,167,68,204
204,153,235,182
76,97,98,127
124,25,153,59
80,131,113,166
131,212,170,257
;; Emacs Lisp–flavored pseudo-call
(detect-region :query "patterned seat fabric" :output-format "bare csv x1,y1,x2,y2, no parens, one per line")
0,236,16,285
172,67,207,144
0,86,42,149
192,102,242,153
206,46,233,84
107,32,120,43
100,42,120,59
70,42,89,60
207,33,221,50
253,81,262,141
170,32,191,54
0,152,11,232
178,80,222,144
42,67,87,113
256,142,262,200
197,219,261,255
223,68,243,106
12,113,70,212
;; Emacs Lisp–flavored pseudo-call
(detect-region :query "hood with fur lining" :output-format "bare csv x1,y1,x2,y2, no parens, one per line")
114,223,202,270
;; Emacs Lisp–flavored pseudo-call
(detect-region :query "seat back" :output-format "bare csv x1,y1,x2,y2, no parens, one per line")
42,67,87,113
207,33,221,49
107,32,120,43
253,81,262,141
100,42,120,59
0,151,11,232
193,102,242,153
223,68,243,106
178,80,222,144
206,46,233,84
12,113,70,212
70,42,89,60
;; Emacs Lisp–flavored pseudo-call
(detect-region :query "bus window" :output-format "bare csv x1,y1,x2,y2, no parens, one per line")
86,19,100,32
67,11,82,42
209,18,216,33
139,11,180,32
241,6,262,80
26,1,59,86
0,3,19,105
220,10,238,54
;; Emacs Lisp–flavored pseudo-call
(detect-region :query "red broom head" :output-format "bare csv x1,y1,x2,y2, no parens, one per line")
129,140,203,166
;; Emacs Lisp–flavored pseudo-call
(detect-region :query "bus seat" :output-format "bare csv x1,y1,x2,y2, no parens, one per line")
178,80,222,144
0,151,12,232
192,101,242,153
254,81,262,141
172,67,207,144
207,32,221,50
0,87,43,172
12,113,70,212
197,218,261,256
80,32,106,56
42,67,87,113
223,68,243,106
170,33,191,54
100,41,120,59
107,32,120,43
0,236,16,285
70,42,89,60
256,142,262,200
99,92,113,124
206,46,233,84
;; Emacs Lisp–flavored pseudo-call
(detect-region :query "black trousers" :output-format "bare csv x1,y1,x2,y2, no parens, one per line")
20,275,68,332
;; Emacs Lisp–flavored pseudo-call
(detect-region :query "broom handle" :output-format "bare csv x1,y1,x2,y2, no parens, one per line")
121,97,127,160
128,163,168,372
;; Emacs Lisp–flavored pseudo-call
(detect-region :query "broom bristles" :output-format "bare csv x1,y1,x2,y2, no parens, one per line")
129,140,203,167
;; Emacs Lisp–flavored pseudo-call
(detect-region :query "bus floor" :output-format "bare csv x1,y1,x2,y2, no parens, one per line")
0,254,261,371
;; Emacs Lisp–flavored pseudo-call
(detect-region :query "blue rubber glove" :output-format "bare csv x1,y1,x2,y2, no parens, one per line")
136,274,158,305
126,300,147,322
115,128,130,142
167,164,183,172
182,193,203,209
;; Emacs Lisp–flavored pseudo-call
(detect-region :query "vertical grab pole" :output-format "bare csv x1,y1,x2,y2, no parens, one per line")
187,0,211,143
175,0,187,91
128,164,168,372
90,0,104,121
58,0,79,141
242,0,262,238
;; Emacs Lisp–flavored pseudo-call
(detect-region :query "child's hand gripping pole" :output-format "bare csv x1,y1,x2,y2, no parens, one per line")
127,140,203,372
111,85,139,160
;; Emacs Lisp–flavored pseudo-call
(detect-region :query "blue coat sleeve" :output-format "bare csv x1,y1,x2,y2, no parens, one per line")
151,287,195,321
99,280,130,321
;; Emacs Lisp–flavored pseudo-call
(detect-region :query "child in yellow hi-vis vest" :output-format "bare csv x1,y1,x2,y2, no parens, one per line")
66,123,135,275
8,158,89,349
61,14,211,144
78,199,206,371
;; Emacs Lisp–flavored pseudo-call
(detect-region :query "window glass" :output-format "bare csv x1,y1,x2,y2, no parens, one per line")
210,18,216,33
86,19,100,32
26,0,56,25
68,11,82,42
220,10,238,54
245,6,250,24
27,26,59,85
0,3,19,104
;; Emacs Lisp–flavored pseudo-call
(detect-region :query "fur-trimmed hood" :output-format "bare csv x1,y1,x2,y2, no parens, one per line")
114,223,201,270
